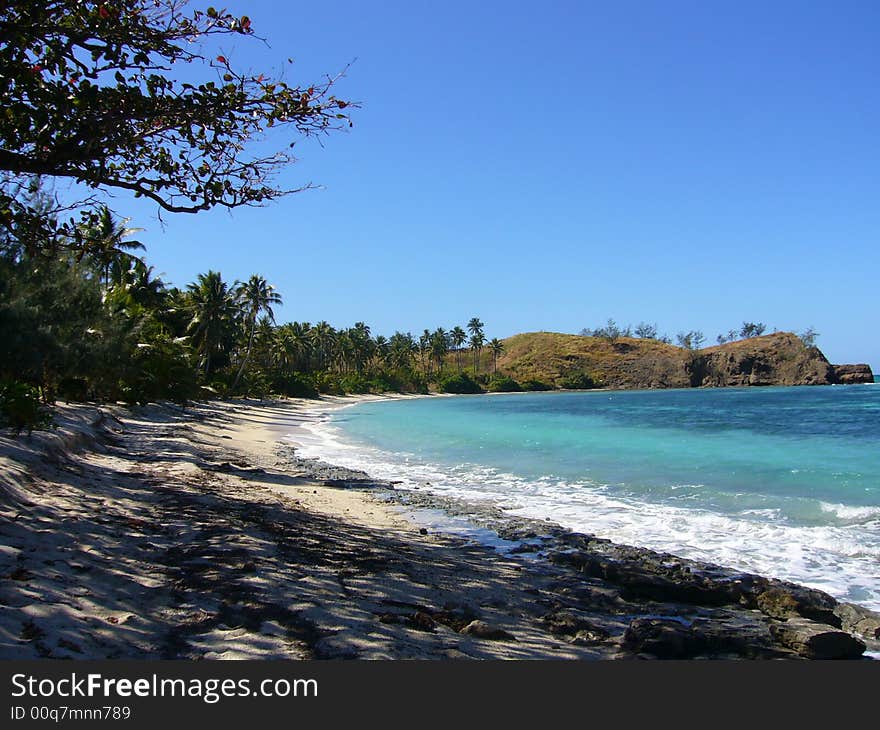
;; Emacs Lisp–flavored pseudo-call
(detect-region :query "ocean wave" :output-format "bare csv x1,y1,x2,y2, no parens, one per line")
819,502,880,522
291,415,880,612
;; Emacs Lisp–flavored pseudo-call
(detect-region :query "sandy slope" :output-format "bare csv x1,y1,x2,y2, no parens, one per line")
0,397,611,659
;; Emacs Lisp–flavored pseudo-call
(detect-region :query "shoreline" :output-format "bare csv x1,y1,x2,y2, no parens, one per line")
287,390,880,613
262,395,880,655
1,395,878,660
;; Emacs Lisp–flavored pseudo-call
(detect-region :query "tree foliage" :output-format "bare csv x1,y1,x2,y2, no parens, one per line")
467,317,484,374
186,270,237,376
634,322,658,340
717,322,769,344
676,330,705,350
1,185,525,422
0,380,53,434
488,337,503,374
595,319,622,344
438,372,482,394
232,274,282,389
559,371,599,390
798,327,819,348
487,374,521,392
77,205,144,284
739,322,767,339
0,0,355,251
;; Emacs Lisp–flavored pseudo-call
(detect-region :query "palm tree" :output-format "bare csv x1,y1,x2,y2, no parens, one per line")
431,327,449,375
488,337,504,375
418,329,432,377
467,317,485,375
349,321,374,373
336,330,355,373
103,259,166,314
252,315,276,371
232,275,283,391
186,271,237,377
77,206,145,286
275,321,311,373
373,335,389,369
128,262,165,308
469,331,485,375
467,317,484,338
389,332,415,370
450,326,467,371
271,328,293,376
289,322,312,370
310,321,337,370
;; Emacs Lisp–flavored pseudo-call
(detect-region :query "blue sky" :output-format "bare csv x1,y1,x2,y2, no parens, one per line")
107,1,879,369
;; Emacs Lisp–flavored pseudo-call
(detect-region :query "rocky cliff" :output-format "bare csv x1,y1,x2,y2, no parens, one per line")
685,333,836,387
496,331,874,390
831,363,875,384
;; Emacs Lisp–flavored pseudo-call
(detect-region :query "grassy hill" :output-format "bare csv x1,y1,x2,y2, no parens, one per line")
488,331,865,390
496,331,686,389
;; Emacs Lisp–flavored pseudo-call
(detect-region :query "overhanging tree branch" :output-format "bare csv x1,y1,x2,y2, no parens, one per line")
0,0,356,244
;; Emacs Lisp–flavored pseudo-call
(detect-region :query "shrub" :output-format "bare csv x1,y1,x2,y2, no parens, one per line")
559,371,598,390
57,377,89,402
242,369,272,400
487,375,522,392
122,335,200,405
798,328,819,348
438,373,483,394
0,380,53,434
366,371,406,393
314,372,344,395
521,379,553,391
273,372,319,398
205,379,229,398
340,373,371,394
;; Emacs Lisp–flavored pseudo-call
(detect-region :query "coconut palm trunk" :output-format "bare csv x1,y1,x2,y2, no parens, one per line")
231,275,282,392
232,312,258,390
488,338,504,376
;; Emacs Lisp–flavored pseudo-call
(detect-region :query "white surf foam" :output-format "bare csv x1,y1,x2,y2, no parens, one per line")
291,413,880,612
819,502,880,522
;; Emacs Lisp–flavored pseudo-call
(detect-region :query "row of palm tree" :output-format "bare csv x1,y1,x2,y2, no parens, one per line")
73,210,286,387
177,265,506,389
4,201,510,402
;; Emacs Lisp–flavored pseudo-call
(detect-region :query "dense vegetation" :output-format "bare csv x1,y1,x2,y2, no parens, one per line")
0,0,524,433
0,0,358,432
0,187,526,431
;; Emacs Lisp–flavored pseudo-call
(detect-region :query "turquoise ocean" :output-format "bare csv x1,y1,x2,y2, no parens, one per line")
294,383,880,610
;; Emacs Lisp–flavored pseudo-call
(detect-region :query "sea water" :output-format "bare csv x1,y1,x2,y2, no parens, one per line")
293,384,880,610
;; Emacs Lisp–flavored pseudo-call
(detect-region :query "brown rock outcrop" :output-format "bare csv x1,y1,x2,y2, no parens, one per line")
831,364,875,384
769,619,866,659
688,334,835,387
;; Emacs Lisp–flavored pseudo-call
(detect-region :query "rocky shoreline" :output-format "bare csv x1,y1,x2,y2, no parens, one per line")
3,398,878,660
274,441,880,659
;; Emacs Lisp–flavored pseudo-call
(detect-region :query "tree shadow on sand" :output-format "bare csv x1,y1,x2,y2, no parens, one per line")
2,402,841,660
